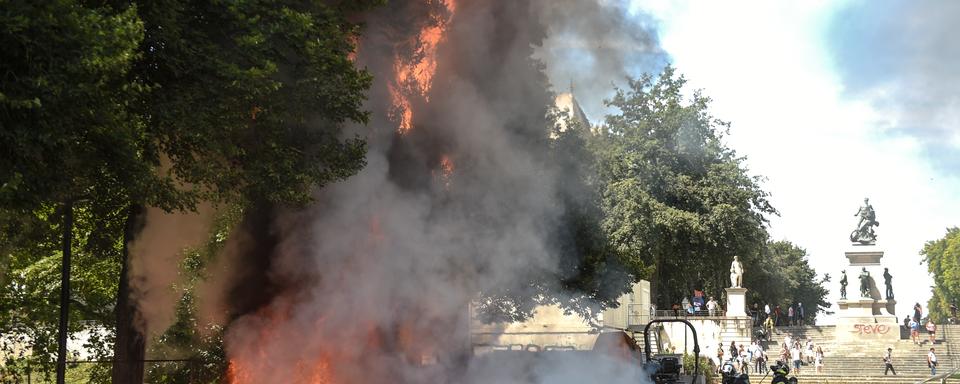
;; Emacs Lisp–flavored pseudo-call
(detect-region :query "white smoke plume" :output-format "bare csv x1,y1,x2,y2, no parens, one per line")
532,0,668,119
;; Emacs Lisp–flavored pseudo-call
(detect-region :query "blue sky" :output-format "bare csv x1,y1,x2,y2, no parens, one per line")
541,0,960,323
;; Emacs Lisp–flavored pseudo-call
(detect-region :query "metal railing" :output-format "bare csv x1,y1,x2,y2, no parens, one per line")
913,365,960,384
650,309,728,319
0,359,219,384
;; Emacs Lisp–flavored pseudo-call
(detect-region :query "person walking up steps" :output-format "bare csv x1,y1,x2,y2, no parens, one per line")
928,347,938,376
910,318,921,344
884,347,897,375
927,319,937,344
716,343,725,373
815,345,824,374
791,343,802,375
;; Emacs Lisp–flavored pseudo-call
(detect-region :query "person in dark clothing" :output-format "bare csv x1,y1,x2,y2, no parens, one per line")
914,303,923,323
797,302,805,326
884,347,897,375
774,305,782,326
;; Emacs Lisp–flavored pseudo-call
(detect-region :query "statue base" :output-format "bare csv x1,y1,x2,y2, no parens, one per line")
835,297,899,349
845,245,884,266
835,313,899,346
837,298,876,317
725,287,747,317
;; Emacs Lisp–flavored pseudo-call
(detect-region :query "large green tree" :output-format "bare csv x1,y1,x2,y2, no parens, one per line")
1,3,158,382
747,240,830,322
921,227,960,323
2,1,377,382
591,67,777,308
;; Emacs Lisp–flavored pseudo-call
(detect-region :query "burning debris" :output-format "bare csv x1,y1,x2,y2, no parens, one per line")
189,1,665,383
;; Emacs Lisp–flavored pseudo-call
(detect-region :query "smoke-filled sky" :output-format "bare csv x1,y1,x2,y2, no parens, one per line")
604,0,960,323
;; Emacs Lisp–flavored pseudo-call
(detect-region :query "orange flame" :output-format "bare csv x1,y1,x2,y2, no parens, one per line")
227,310,338,384
439,154,455,189
347,34,360,63
390,0,456,134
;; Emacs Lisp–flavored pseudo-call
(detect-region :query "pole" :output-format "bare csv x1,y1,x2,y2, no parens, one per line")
56,200,73,384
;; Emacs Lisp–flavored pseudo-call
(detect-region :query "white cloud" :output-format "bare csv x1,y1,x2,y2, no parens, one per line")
633,0,960,322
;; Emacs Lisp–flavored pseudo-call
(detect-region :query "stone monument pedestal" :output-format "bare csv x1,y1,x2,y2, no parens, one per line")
725,287,747,317
838,298,876,316
835,312,899,345
845,244,883,266
835,244,899,346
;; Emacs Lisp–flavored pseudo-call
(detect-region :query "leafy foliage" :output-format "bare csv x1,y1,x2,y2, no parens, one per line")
591,67,777,307
922,227,960,323
0,2,146,380
547,116,635,315
0,203,123,382
748,240,830,322
1,1,378,382
130,0,375,207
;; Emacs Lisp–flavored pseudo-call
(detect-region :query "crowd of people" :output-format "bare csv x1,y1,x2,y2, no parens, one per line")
903,302,939,346
711,302,946,378
752,302,807,328
686,298,949,378
713,335,826,377
664,292,812,323
665,291,722,317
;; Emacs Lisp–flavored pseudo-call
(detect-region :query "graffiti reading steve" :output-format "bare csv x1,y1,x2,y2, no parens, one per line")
852,324,891,335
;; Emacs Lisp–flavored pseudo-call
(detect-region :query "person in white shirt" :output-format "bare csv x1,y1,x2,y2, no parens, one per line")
884,347,896,375
707,297,718,316
928,348,938,376
791,345,802,375
815,345,824,374
753,344,767,374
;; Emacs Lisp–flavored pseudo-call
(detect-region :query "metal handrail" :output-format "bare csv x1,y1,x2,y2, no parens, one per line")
913,365,959,384
643,319,700,384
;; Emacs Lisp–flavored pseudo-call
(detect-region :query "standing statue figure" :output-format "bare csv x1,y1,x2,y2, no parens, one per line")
840,270,848,299
883,268,894,300
859,267,871,298
850,197,880,244
730,255,744,288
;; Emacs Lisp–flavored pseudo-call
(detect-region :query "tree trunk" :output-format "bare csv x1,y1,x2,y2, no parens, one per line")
56,200,73,384
113,204,146,384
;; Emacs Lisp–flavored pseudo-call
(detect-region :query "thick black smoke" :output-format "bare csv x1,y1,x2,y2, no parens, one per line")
205,1,661,383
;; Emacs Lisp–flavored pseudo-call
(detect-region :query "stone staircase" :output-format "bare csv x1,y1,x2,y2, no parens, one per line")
761,325,836,350
742,325,959,384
